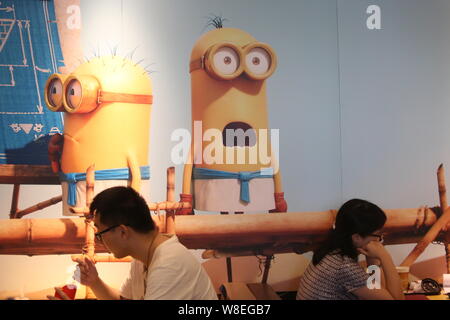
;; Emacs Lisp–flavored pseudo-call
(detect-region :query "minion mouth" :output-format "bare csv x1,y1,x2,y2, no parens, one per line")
222,122,256,147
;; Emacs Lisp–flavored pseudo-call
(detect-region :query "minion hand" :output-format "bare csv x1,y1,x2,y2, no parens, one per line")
269,192,287,213
48,133,64,173
176,193,194,215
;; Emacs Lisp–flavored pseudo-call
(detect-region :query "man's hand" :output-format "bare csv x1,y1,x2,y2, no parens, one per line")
47,287,70,300
75,256,100,287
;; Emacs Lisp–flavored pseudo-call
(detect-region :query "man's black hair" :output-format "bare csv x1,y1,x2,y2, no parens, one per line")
90,186,155,233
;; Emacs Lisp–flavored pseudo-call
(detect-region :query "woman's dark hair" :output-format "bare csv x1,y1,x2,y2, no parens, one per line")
312,199,387,265
90,186,155,233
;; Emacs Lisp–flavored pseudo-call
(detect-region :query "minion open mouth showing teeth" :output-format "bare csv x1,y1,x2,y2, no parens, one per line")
222,121,256,147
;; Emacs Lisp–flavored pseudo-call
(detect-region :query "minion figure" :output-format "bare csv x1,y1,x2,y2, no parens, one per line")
178,24,287,215
45,56,153,215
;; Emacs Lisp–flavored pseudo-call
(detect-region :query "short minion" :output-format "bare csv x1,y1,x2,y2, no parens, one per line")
45,56,153,215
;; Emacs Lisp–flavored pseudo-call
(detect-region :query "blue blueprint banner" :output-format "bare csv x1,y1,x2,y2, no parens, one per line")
0,0,64,165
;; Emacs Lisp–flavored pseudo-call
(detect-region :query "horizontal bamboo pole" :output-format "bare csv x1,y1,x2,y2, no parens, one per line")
0,207,437,256
0,164,59,185
71,254,132,263
69,201,191,215
175,208,438,249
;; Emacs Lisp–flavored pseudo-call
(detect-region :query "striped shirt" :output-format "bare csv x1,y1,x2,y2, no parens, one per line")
296,251,369,300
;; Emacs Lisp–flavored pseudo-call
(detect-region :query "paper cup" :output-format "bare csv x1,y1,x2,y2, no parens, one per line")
55,284,77,300
396,266,410,291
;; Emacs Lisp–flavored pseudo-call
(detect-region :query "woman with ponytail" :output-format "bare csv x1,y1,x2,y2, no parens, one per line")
296,199,404,300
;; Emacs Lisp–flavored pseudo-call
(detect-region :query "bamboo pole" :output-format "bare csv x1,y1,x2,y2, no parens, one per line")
400,165,450,268
401,208,450,267
261,255,273,284
71,254,132,263
9,184,20,219
0,164,59,185
177,208,438,249
14,195,62,219
437,164,450,273
70,200,191,216
165,167,176,234
0,208,438,255
83,165,96,300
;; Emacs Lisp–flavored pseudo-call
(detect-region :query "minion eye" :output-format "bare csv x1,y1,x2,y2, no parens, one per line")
65,79,82,110
47,79,63,107
213,47,240,75
246,48,271,75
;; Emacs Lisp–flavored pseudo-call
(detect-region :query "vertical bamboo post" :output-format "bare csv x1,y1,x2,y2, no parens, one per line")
165,167,175,234
261,255,273,284
84,164,96,299
437,164,450,273
9,184,20,219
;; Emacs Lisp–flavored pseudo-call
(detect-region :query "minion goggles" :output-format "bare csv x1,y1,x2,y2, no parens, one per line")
45,74,153,113
189,42,277,81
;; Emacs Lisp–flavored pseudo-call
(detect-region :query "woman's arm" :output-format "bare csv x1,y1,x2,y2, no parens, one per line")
354,242,404,300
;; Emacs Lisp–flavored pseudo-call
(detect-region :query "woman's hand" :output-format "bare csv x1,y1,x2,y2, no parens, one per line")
357,240,389,261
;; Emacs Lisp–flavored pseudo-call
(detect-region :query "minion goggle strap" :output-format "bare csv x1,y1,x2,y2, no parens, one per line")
189,42,277,81
45,74,153,113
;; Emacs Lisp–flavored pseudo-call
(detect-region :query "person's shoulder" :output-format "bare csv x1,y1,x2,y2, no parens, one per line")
159,235,184,250
323,250,346,264
155,235,192,260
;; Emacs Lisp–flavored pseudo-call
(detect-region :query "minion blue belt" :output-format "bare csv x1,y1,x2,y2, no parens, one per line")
193,167,273,203
59,166,150,206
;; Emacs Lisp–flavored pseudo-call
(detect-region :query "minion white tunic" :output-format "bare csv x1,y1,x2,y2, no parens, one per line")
193,167,275,212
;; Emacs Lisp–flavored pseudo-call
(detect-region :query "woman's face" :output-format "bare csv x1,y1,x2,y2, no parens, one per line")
352,229,384,248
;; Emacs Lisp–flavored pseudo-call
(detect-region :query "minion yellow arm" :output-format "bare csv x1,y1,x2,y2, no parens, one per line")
127,154,141,192
182,143,194,194
271,152,283,193
273,169,283,194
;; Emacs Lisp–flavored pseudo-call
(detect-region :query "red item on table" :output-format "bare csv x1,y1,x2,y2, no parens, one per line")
55,284,77,300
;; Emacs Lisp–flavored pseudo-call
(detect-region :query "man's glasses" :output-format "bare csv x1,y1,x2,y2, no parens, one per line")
94,225,121,242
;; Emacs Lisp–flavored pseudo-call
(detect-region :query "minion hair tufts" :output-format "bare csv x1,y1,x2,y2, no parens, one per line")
126,46,139,61
204,14,228,30
110,45,119,57
143,66,156,76
134,58,145,67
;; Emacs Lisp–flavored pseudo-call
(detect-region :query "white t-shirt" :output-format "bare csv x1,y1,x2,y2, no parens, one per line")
120,235,218,300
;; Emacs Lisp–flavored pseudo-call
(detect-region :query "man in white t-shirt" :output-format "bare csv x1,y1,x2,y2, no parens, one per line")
49,186,217,300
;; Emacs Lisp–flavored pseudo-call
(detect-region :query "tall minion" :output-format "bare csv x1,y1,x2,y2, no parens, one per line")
179,22,287,215
45,56,153,215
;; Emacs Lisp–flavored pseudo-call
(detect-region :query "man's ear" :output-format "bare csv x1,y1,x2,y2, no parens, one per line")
118,225,131,240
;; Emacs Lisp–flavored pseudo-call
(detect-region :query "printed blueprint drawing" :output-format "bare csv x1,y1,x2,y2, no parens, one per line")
0,0,64,165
